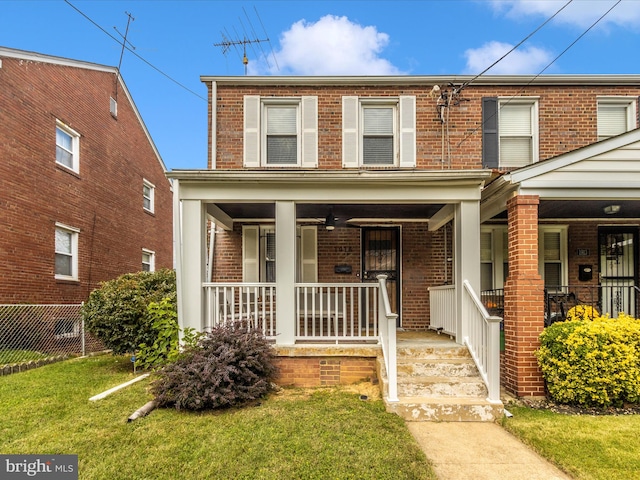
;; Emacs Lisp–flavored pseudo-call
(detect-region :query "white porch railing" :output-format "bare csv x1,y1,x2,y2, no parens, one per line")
428,284,456,335
295,283,380,342
462,280,501,403
376,275,399,403
203,283,277,337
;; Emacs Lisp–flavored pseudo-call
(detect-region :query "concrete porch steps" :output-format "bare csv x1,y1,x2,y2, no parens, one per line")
380,331,503,422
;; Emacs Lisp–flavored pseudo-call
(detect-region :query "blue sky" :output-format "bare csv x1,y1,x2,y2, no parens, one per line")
2,0,639,170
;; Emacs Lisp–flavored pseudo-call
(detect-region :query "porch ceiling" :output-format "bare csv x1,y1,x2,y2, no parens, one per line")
214,203,445,223
489,199,640,220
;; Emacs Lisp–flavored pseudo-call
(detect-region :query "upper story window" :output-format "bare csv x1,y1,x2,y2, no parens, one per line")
243,96,318,168
597,97,637,141
143,179,155,213
55,121,80,173
55,223,79,281
342,96,416,168
142,249,155,272
482,97,539,169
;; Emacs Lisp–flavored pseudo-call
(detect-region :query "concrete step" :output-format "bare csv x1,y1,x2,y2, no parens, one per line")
397,357,480,378
397,376,488,398
397,345,472,360
386,396,503,422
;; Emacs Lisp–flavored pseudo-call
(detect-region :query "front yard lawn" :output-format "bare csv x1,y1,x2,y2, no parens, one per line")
504,405,640,480
0,355,435,479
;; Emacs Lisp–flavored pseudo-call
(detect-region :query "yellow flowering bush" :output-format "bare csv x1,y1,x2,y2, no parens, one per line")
565,304,599,321
536,313,640,408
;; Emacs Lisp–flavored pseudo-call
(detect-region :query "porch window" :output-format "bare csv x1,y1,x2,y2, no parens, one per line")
539,227,568,290
242,225,317,283
480,227,509,290
597,97,637,141
243,96,318,168
56,121,80,173
55,223,79,281
342,96,416,168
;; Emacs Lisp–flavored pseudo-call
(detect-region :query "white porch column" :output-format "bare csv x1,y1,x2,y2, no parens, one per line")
179,199,207,333
275,201,296,345
454,200,481,344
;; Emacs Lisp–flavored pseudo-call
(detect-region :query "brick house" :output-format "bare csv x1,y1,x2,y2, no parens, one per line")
0,46,173,305
168,75,640,420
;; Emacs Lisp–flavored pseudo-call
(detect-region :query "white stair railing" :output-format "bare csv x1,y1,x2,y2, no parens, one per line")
462,280,501,403
377,275,399,403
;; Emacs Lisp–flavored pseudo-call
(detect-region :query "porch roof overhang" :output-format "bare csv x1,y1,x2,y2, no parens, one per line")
167,169,493,231
481,129,640,222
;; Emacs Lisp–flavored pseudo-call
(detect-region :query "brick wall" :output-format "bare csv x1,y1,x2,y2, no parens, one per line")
210,83,640,170
274,356,377,387
0,55,173,303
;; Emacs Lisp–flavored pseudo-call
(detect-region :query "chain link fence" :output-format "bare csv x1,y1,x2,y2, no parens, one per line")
0,304,105,375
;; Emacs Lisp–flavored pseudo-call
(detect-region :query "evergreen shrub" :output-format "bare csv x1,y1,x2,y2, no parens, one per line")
536,313,640,408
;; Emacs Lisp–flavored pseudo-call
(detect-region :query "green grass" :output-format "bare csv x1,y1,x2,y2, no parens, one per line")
503,405,640,480
0,349,51,364
0,355,435,480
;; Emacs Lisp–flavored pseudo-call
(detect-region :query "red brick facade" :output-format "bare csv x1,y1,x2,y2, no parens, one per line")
0,50,173,303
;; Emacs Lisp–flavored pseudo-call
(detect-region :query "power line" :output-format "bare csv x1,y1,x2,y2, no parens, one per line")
64,0,207,102
455,0,623,150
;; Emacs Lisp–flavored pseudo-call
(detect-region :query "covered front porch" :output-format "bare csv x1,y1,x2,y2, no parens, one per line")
168,169,501,405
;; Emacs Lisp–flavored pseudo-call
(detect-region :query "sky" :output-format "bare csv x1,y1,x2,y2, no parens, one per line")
2,0,639,171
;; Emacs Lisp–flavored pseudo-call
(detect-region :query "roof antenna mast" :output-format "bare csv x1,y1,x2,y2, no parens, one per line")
215,6,278,75
113,11,135,101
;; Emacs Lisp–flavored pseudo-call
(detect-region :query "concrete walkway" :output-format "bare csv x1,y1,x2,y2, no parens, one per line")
406,421,572,480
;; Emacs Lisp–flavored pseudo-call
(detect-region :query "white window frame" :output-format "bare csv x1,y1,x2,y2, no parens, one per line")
244,96,318,168
597,96,637,141
142,249,155,272
55,223,79,281
143,179,155,213
498,98,539,168
342,96,416,168
480,226,508,290
55,121,80,173
54,318,81,339
538,226,568,291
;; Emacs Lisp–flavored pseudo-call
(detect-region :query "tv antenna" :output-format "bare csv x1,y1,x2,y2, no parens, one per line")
215,6,279,75
113,11,135,102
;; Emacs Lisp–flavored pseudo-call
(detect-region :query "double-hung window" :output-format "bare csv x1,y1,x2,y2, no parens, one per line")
539,227,568,291
143,179,155,213
243,96,318,168
242,225,317,283
142,249,155,272
597,97,637,141
480,227,509,291
342,96,416,168
55,223,79,280
55,121,80,173
482,97,538,169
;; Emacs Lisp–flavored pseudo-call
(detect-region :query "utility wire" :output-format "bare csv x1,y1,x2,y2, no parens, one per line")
456,0,623,149
461,0,574,89
64,0,207,102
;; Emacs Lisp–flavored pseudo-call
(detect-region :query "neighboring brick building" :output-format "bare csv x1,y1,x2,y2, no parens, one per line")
0,47,173,304
169,75,640,399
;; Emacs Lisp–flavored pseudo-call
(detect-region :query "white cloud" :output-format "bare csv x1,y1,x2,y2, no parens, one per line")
463,41,553,74
248,15,404,75
488,0,640,30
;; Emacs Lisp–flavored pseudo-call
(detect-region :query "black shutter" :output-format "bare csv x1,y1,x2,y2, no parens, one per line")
482,97,499,169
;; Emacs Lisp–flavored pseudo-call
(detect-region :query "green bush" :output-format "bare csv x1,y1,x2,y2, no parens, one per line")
82,269,176,355
137,297,199,370
151,322,277,411
536,313,640,408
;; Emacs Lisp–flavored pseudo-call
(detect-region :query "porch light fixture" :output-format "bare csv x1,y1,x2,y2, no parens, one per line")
603,204,621,215
325,211,336,231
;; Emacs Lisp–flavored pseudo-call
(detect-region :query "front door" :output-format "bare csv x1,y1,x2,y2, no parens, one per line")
598,227,638,317
362,227,400,325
